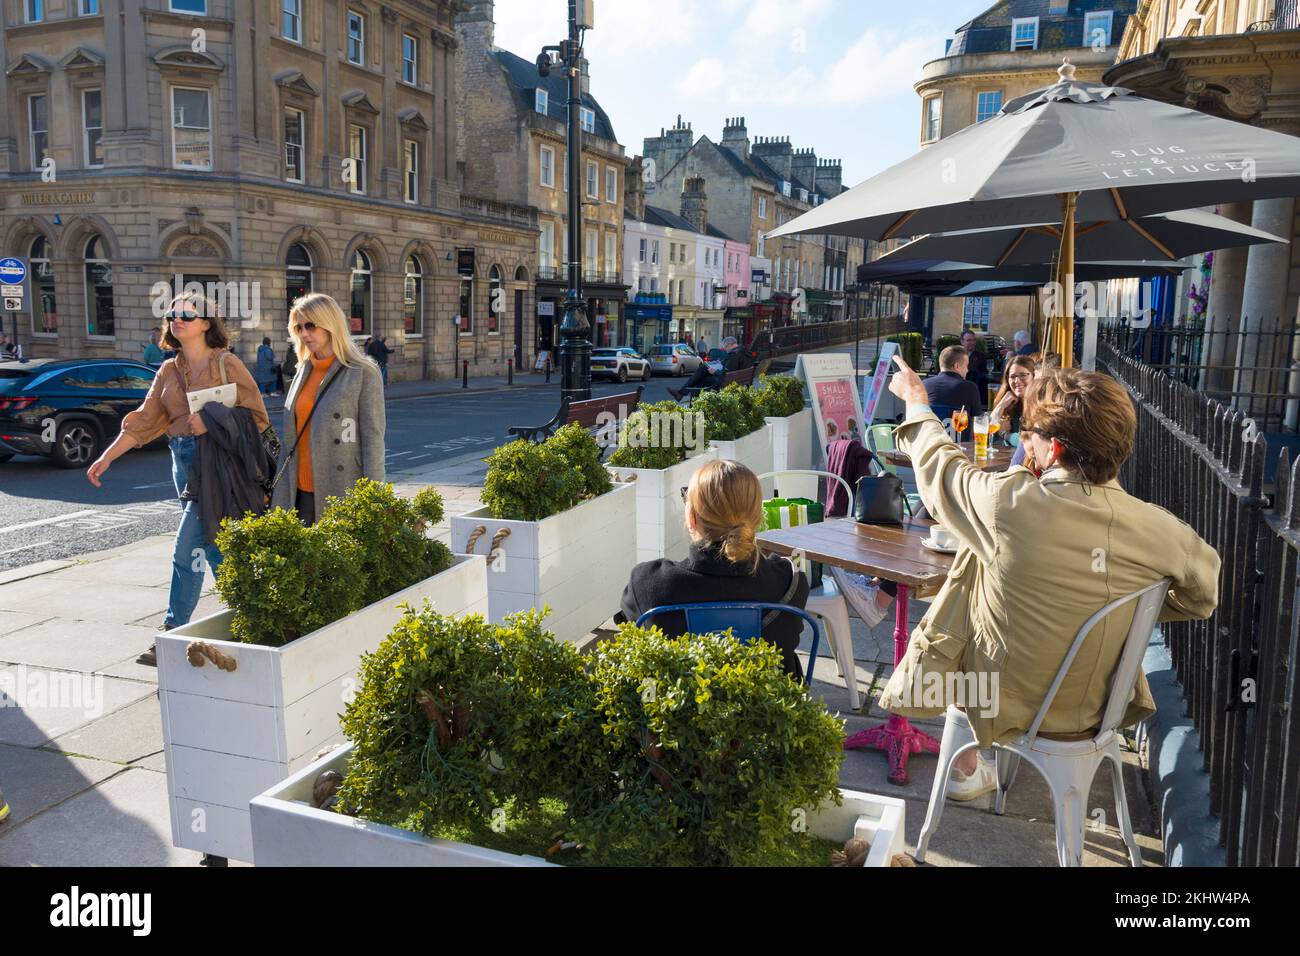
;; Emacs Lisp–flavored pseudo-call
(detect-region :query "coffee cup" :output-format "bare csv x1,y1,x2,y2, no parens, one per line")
929,525,958,550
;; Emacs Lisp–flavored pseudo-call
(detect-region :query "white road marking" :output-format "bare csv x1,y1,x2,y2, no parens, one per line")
0,540,51,557
0,510,100,535
132,482,174,490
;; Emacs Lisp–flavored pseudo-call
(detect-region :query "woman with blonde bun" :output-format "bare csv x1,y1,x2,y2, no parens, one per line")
619,459,810,679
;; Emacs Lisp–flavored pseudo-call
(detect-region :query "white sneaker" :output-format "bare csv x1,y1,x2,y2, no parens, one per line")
946,755,998,802
845,575,888,629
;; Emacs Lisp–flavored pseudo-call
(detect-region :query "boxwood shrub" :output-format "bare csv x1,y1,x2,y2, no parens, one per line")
754,374,806,419
482,424,612,521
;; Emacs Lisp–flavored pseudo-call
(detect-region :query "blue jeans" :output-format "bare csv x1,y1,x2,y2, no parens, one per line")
379,364,388,385
166,436,224,629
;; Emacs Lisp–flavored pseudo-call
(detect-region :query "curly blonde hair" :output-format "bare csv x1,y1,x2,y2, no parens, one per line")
685,460,765,571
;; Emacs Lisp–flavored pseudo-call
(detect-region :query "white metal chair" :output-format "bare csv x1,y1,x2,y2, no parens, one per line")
759,469,861,711
914,577,1171,867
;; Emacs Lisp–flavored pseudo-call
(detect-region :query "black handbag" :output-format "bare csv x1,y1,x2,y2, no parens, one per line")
853,472,914,525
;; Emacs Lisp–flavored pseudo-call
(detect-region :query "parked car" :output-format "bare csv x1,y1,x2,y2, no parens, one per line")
0,358,158,468
591,347,651,384
648,343,704,377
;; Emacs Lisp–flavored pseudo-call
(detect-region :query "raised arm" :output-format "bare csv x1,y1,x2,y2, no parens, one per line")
888,356,1001,564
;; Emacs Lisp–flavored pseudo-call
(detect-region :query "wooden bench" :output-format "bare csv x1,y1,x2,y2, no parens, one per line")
507,385,645,446
680,364,758,402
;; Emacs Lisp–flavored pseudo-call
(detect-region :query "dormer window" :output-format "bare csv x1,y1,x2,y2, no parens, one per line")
580,107,596,134
798,188,808,203
1084,10,1113,49
535,89,548,114
781,181,791,197
1012,17,1039,50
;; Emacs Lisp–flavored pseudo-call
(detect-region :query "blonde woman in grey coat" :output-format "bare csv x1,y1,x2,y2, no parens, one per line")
272,293,386,524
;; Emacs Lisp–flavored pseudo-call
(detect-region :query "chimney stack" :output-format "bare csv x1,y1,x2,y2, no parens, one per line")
721,116,750,161
681,176,708,234
625,156,647,220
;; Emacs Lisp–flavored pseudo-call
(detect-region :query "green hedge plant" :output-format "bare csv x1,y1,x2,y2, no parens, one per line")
754,374,806,419
214,481,454,647
214,508,367,648
482,425,613,522
886,332,924,370
573,624,845,866
335,613,845,866
316,480,453,607
694,383,765,442
337,606,607,835
607,401,709,472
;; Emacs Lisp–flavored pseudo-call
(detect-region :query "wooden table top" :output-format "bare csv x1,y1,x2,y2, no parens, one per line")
758,517,955,598
881,442,1016,474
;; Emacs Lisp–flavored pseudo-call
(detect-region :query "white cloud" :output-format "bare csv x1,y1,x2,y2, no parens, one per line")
678,58,728,99
821,28,945,105
741,0,833,39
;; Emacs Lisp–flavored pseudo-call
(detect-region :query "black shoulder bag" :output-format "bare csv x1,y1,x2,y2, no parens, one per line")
853,472,914,525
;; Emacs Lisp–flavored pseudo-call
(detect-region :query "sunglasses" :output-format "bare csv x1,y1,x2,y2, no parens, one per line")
166,313,200,323
292,322,319,335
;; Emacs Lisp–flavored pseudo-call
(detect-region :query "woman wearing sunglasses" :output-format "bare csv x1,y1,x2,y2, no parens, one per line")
87,293,270,665
272,293,386,525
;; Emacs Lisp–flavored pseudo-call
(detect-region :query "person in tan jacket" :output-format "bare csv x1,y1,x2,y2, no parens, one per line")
878,357,1219,799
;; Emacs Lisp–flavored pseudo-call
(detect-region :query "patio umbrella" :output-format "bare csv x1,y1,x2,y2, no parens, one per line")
871,208,1285,272
857,257,1186,286
769,60,1300,366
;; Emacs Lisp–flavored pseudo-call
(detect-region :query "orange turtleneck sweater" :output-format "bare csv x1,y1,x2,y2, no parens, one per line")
295,354,336,493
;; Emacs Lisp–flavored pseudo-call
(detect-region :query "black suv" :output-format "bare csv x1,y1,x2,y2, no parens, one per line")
0,358,157,467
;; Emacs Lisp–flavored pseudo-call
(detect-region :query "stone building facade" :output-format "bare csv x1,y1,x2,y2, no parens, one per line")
456,0,628,355
642,116,865,327
916,0,1138,342
1107,0,1300,406
1,0,539,380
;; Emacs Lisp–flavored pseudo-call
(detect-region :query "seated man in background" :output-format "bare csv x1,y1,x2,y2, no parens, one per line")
670,336,753,402
879,357,1220,800
924,345,985,439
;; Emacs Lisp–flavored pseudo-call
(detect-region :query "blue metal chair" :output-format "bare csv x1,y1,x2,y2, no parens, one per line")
635,603,823,687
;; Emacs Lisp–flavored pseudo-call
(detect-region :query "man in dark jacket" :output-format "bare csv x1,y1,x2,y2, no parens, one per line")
961,329,989,398
924,346,985,439
619,543,810,680
669,336,753,401
188,403,275,542
366,336,395,385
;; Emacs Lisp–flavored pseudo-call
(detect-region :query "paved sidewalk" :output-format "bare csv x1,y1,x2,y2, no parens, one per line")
261,369,557,415
0,448,1162,867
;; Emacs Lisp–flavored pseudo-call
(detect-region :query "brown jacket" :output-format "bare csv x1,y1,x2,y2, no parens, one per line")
878,407,1220,746
120,350,269,447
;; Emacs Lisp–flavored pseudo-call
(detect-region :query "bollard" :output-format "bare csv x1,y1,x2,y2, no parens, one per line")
545,357,552,383
462,359,469,389
508,358,513,385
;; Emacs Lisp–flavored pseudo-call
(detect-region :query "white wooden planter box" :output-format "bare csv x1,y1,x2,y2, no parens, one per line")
710,426,774,478
157,554,489,864
766,407,814,474
607,449,718,564
449,483,637,645
250,743,908,867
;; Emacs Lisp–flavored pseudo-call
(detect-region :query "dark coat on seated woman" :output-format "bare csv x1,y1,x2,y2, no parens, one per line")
620,543,811,679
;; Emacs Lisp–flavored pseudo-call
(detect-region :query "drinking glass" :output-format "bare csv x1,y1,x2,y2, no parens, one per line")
973,414,990,460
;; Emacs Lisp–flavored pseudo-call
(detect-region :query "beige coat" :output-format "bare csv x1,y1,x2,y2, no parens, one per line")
878,408,1220,747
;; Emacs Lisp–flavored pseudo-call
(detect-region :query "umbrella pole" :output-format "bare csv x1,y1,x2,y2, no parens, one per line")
1053,191,1079,368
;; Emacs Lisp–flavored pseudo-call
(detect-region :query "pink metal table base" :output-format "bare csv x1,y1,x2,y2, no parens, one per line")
843,583,940,785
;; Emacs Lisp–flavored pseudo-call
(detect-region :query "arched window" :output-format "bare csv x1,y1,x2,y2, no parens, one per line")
403,255,423,336
349,249,371,335
84,235,114,337
488,264,502,334
30,235,56,336
515,265,528,283
286,242,312,316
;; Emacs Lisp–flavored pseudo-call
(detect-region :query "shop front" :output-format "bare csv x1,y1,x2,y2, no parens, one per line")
625,294,673,353
724,307,753,345
693,309,725,353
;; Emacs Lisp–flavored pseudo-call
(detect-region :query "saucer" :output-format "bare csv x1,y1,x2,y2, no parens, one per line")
921,538,958,555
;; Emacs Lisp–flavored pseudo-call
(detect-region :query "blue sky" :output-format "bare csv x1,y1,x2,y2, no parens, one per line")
492,0,995,188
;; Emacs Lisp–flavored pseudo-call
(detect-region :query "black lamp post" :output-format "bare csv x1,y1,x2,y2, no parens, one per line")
539,0,593,402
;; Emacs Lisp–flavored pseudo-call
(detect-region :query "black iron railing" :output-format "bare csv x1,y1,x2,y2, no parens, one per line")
1099,319,1300,433
1101,341,1300,867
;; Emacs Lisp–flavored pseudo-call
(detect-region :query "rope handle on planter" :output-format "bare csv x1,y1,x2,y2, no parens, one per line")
464,524,488,553
186,640,238,672
489,528,511,564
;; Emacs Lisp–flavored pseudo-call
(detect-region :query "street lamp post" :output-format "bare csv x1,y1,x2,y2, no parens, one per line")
539,0,593,403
